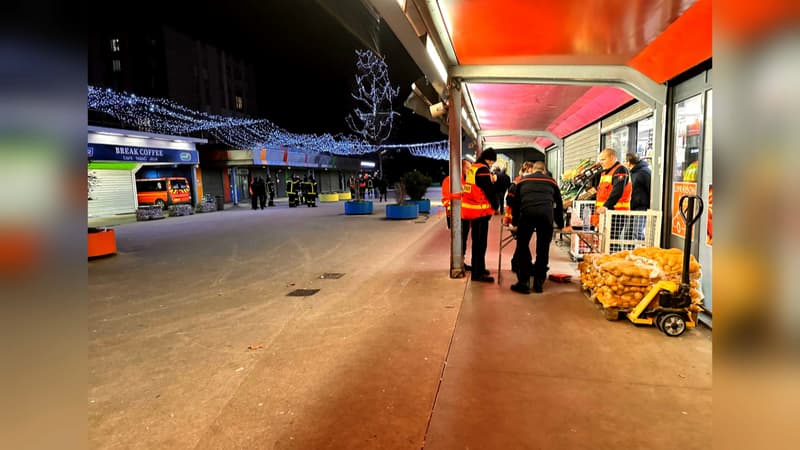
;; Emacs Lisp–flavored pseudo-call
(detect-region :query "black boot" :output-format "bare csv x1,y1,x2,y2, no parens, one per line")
532,277,545,293
510,280,530,294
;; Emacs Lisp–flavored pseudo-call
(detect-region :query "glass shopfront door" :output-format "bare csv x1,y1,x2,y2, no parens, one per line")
667,70,712,313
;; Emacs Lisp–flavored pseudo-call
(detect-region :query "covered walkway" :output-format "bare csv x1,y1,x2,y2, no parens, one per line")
88,192,710,449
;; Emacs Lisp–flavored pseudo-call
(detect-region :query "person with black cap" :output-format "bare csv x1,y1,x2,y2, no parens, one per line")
506,160,564,293
462,148,498,282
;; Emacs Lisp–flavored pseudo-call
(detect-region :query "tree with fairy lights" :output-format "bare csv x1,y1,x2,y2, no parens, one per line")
346,49,399,200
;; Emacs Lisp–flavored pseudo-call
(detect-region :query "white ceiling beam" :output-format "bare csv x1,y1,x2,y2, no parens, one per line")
364,0,447,94
481,129,561,145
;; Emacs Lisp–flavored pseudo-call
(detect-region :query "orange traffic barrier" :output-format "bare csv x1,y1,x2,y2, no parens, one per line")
88,228,117,258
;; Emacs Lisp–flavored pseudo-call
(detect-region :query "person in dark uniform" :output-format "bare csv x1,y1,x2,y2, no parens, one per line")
506,161,564,294
493,166,511,215
304,176,318,207
254,176,267,209
266,175,275,207
300,175,309,206
249,177,259,210
287,176,298,207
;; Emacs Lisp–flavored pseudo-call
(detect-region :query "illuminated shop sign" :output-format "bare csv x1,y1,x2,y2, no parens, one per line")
88,143,199,164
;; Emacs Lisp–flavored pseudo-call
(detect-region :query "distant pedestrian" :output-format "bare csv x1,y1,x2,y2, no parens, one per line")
255,176,267,209
493,166,511,215
377,176,388,202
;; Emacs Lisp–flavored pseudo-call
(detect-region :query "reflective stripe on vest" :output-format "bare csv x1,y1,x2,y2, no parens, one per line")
461,163,494,219
595,162,632,211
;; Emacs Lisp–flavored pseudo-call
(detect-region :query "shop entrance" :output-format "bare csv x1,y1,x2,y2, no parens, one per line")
667,69,712,313
228,167,251,203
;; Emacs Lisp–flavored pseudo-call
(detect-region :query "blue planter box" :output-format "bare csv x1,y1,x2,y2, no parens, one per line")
408,199,431,213
386,203,419,220
344,201,373,215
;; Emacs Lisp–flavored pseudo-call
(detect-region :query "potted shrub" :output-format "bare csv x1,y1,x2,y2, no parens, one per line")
402,170,432,213
385,180,418,220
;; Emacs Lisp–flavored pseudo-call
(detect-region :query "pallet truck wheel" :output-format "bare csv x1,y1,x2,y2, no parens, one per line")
661,313,687,337
655,313,668,332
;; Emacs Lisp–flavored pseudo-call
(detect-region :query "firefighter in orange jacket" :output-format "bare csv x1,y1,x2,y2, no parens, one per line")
594,147,632,252
462,148,497,282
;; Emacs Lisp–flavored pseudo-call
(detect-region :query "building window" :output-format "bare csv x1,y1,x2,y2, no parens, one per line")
235,96,243,111
112,59,122,72
110,38,120,52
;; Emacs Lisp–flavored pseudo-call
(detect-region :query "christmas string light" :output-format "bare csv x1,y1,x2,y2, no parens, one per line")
378,141,449,160
346,50,399,146
88,86,449,159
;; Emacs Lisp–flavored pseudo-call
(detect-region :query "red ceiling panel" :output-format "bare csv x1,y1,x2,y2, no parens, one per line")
442,0,695,65
534,87,634,148
469,84,590,131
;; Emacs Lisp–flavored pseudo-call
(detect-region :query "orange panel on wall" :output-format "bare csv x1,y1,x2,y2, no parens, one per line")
628,0,712,83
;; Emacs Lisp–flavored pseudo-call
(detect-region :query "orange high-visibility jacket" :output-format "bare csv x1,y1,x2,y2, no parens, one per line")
595,162,632,211
461,162,495,219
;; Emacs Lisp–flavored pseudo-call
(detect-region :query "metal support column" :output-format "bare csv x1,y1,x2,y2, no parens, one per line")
449,80,465,278
651,102,666,212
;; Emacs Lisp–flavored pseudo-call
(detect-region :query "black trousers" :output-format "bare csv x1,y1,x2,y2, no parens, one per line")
258,193,267,209
268,192,275,206
251,195,258,209
469,215,491,278
513,214,553,283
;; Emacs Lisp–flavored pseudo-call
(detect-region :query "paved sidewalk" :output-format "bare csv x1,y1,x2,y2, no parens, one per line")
88,192,711,449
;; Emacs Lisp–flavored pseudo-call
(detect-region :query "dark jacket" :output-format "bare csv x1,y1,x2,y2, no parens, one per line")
506,172,564,228
629,160,651,210
494,171,511,198
473,162,499,211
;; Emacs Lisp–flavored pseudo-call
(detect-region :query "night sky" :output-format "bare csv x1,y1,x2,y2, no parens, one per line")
102,0,445,144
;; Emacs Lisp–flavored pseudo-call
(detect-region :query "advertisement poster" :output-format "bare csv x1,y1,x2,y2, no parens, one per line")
671,181,697,237
706,184,712,246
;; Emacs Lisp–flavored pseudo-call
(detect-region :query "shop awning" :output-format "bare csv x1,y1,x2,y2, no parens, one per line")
369,0,711,149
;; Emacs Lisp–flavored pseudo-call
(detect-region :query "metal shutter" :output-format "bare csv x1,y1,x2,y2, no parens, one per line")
88,169,136,218
201,168,224,198
600,101,652,133
563,124,600,171
320,172,338,193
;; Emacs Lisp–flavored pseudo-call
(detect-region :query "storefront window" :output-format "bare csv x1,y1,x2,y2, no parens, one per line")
673,94,704,183
603,126,629,155
636,116,654,159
